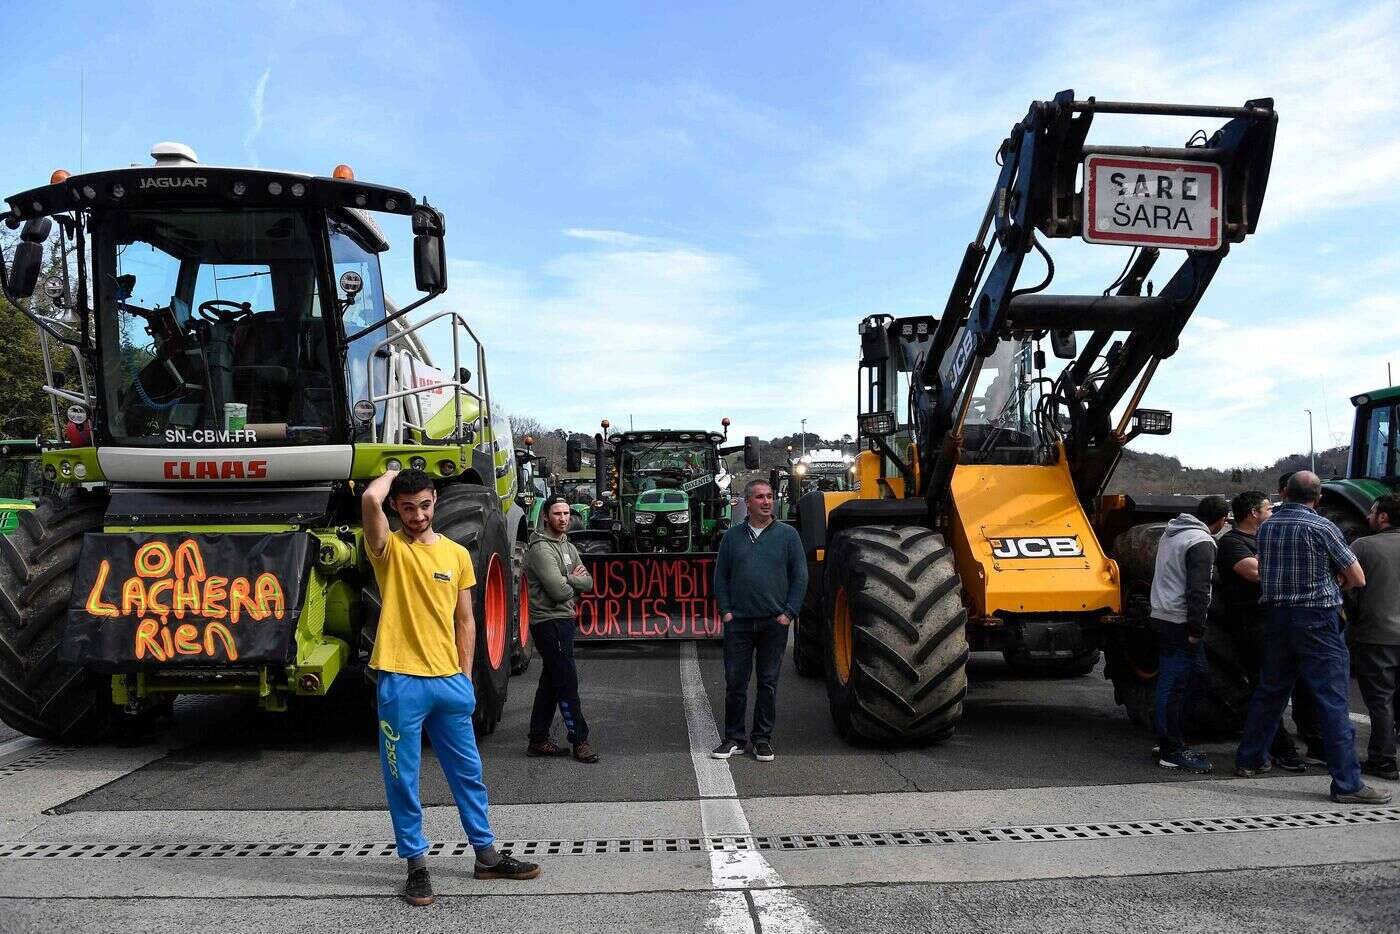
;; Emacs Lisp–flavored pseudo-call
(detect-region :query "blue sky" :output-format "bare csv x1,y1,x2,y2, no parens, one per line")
5,0,1398,467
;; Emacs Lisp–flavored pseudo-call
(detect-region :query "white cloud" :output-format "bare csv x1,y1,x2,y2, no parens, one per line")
417,234,861,438
243,66,272,166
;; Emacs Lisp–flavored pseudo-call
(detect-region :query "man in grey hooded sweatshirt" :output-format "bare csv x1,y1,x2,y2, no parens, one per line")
1149,495,1230,772
524,496,598,763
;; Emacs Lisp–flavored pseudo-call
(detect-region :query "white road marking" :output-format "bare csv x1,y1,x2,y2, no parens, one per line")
679,641,823,933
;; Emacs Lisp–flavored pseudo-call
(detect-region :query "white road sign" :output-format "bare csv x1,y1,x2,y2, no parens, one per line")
1082,155,1222,250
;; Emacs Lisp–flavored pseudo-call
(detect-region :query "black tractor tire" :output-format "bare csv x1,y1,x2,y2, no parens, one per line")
823,525,968,745
0,491,116,742
1105,521,1254,737
793,559,825,679
574,536,614,556
1318,499,1368,543
360,484,514,735
1001,647,1102,678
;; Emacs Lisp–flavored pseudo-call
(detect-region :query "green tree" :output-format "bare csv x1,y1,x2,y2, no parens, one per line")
0,291,49,441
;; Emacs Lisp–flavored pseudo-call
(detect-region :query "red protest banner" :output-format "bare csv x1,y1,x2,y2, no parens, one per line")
575,552,722,640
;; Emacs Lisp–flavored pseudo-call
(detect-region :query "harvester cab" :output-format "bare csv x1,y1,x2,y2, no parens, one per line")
792,449,857,497
0,145,526,741
795,93,1277,743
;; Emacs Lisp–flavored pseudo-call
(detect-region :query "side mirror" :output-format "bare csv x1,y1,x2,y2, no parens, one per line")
1051,329,1077,359
743,435,761,470
458,367,470,385
11,217,55,300
412,205,447,293
565,438,583,473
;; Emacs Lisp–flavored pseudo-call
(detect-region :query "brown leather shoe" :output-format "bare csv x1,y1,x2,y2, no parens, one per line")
526,739,570,757
572,741,600,764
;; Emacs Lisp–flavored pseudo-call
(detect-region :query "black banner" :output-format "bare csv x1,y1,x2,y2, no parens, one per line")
62,532,314,672
575,552,722,640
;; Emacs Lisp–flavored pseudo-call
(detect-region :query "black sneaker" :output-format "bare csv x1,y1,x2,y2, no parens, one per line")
473,851,542,880
403,866,435,906
1234,760,1273,778
711,739,745,759
1301,747,1327,767
1271,755,1307,773
753,741,775,762
1158,749,1213,773
1362,758,1400,781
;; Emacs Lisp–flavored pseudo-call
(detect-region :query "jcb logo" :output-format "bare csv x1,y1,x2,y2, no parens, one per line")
990,536,1083,559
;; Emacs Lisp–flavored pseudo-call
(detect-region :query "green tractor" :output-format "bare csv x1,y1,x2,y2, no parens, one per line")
1319,386,1399,540
0,144,529,741
566,419,760,554
0,439,44,533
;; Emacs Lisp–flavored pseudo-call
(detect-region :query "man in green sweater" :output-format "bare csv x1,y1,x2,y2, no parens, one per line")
712,478,808,762
523,496,599,763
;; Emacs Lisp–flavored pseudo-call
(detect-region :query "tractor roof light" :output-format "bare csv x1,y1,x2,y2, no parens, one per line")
50,169,70,184
333,164,355,180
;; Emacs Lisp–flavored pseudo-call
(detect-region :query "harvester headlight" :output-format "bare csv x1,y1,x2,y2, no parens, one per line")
409,456,427,470
66,404,88,425
438,459,457,475
74,463,87,479
354,192,368,207
290,182,306,198
111,183,125,199
385,197,398,211
667,511,690,524
384,458,402,472
232,181,247,196
635,512,656,525
43,465,57,481
58,461,72,477
267,181,283,196
81,185,96,200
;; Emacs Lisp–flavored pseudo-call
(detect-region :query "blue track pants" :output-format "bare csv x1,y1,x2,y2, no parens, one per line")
377,671,494,858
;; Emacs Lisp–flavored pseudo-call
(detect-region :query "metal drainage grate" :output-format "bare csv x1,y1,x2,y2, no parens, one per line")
0,746,72,781
2,807,1397,859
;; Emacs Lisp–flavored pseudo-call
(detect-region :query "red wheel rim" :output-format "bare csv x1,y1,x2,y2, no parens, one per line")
485,553,508,669
518,574,530,647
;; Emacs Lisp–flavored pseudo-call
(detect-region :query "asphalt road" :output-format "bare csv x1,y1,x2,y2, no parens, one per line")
3,636,1398,933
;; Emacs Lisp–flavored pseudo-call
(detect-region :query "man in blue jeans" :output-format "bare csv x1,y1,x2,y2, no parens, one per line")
1234,471,1391,804
1150,496,1230,773
712,478,807,762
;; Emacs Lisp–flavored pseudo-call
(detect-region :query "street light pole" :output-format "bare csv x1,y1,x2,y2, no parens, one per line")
1304,408,1315,474
800,418,807,457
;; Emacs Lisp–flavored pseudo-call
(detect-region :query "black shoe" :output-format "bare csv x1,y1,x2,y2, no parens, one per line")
403,866,435,906
711,739,745,759
753,741,774,762
473,851,542,880
1301,747,1327,767
1234,760,1273,778
1362,758,1400,781
1271,755,1307,773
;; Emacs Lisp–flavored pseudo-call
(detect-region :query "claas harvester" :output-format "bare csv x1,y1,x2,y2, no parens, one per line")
0,144,529,742
794,92,1278,744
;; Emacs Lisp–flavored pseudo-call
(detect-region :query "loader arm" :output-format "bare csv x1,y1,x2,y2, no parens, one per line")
897,91,1277,515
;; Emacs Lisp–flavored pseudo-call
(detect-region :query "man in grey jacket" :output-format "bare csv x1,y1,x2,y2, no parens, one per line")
523,496,598,763
1150,495,1230,773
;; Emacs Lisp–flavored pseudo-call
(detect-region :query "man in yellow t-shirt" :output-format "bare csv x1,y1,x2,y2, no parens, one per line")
363,467,540,906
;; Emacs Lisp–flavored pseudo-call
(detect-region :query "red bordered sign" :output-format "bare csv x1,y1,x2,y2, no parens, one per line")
1083,155,1222,250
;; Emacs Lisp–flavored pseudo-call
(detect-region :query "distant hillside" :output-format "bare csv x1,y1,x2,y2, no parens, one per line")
1107,446,1349,496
